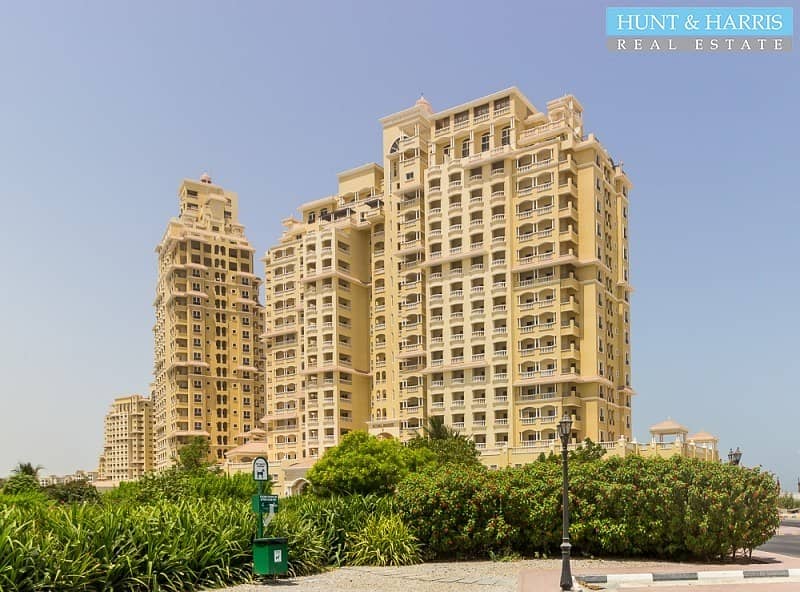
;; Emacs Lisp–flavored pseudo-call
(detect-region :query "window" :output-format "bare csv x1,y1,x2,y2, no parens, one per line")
193,338,201,347
461,139,470,158
194,408,202,417
194,422,202,430
192,310,201,319
481,133,490,152
501,126,511,146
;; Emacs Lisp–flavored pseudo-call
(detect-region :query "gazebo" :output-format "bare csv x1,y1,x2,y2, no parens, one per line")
649,418,689,444
686,430,719,452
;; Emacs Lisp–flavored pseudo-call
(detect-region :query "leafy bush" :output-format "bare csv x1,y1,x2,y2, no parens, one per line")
397,456,779,561
406,434,482,467
0,498,253,591
43,480,100,503
104,468,258,504
306,431,433,496
345,513,421,566
778,493,800,509
2,473,40,495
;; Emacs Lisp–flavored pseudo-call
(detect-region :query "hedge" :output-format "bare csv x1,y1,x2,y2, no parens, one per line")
396,456,779,561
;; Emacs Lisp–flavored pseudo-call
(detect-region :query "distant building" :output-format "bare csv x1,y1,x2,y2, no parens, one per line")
97,394,154,482
39,469,99,487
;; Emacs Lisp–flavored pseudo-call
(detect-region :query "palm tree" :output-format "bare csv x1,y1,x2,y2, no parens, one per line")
11,462,43,478
421,416,462,440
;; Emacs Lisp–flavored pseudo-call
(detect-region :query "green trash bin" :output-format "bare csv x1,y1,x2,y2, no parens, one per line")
253,537,288,576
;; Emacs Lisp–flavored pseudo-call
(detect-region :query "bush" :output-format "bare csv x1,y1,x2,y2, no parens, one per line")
104,468,258,504
345,514,421,566
0,498,253,591
267,493,399,568
44,480,100,504
406,434,482,467
2,474,40,495
778,493,800,509
306,431,433,496
397,456,779,561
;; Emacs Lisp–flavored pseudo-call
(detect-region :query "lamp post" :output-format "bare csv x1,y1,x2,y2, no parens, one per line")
558,413,573,591
728,447,742,466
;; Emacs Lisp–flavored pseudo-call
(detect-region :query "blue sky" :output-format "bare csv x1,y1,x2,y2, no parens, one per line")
0,1,798,485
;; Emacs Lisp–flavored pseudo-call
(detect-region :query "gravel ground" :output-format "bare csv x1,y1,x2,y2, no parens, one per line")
215,558,751,592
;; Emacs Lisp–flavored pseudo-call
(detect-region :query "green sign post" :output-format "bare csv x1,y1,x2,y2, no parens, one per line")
250,457,288,577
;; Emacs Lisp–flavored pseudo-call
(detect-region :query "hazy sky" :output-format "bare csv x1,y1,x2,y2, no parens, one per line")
1,1,798,485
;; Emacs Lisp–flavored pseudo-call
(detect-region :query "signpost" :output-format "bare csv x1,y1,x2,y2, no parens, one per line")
250,457,288,577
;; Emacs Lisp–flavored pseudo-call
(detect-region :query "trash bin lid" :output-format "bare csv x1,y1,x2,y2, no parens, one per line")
253,537,288,544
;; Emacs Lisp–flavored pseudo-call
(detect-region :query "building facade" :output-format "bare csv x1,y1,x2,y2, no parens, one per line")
260,87,633,470
152,175,264,469
97,394,153,482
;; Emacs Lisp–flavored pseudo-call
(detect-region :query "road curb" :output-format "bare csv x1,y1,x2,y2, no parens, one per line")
578,567,800,587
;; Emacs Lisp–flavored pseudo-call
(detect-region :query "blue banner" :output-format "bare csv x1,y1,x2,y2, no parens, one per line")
606,7,793,37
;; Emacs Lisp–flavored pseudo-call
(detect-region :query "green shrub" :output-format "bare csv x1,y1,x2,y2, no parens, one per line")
345,514,421,566
397,456,779,561
266,509,328,576
104,468,258,504
2,474,40,495
269,493,398,567
306,431,433,496
43,479,100,504
0,498,253,591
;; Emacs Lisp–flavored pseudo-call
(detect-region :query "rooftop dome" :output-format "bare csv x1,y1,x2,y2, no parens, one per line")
649,417,689,433
200,172,212,184
415,94,432,113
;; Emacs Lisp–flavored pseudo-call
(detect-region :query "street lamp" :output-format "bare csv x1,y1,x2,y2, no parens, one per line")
558,413,573,591
728,447,742,466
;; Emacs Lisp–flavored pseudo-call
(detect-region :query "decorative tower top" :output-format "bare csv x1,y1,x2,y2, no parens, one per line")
200,172,212,184
415,94,432,114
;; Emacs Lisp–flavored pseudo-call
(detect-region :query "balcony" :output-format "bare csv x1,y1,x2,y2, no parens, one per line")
517,119,569,145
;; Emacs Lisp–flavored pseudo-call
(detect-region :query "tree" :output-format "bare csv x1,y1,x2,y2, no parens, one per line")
176,436,212,471
11,462,44,478
3,473,41,495
569,438,607,462
407,417,482,467
307,431,433,496
44,480,100,503
420,415,460,440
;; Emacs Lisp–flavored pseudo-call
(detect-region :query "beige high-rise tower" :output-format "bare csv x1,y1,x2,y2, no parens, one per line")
98,394,153,482
153,174,264,469
261,88,633,472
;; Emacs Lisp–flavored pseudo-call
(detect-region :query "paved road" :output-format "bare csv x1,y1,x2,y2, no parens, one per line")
757,520,800,557
759,535,800,557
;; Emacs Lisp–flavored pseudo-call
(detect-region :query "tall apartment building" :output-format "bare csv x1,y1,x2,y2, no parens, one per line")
262,88,633,468
153,174,264,469
98,394,153,482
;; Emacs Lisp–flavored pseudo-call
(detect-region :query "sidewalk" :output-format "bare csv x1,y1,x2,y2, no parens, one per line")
519,550,800,591
217,551,800,592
